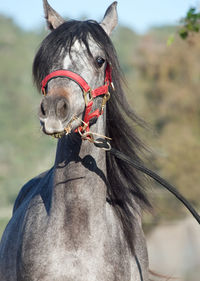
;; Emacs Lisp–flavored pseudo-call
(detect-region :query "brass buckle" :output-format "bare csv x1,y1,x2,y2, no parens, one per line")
83,89,93,106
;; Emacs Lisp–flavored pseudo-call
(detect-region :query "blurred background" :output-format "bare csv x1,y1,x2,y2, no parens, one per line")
0,0,200,280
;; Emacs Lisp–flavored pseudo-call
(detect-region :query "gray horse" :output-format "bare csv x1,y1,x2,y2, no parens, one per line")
0,1,150,280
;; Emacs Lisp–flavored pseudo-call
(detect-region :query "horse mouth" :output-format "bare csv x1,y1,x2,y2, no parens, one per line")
40,127,66,138
40,114,81,139
40,120,72,139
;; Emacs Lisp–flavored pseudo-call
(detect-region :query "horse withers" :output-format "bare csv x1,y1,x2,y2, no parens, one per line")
0,1,150,280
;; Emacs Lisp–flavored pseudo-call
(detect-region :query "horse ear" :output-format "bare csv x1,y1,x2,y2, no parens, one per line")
43,0,65,30
100,2,118,36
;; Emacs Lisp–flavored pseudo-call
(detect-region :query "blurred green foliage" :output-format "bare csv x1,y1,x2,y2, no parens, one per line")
179,7,200,39
0,14,200,237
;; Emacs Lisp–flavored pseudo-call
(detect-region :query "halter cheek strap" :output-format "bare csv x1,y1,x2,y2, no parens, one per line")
41,64,113,134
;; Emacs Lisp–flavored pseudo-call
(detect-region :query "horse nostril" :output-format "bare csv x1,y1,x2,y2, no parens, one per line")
56,98,69,120
39,100,48,118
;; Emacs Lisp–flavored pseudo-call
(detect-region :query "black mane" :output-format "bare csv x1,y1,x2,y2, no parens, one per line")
33,20,151,254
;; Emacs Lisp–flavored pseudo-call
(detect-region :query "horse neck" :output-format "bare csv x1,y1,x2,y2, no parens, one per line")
51,115,107,222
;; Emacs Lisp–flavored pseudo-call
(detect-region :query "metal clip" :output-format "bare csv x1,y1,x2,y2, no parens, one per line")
94,139,111,151
101,92,111,112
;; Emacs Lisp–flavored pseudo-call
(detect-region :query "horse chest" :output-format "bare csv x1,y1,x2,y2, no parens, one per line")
19,235,131,281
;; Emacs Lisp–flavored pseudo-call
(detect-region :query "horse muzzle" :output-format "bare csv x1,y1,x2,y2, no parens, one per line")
39,96,70,138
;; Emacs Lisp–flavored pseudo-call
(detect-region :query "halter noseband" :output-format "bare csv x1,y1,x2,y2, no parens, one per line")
41,64,113,135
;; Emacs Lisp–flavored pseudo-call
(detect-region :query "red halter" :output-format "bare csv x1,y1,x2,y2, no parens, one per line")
41,64,113,133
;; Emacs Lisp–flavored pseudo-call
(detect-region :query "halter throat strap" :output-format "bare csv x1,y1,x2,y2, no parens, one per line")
41,64,113,133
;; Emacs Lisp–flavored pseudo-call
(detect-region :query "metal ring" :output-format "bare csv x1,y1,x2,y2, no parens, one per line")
80,131,95,143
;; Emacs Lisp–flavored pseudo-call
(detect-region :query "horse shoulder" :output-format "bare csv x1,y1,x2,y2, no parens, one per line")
13,168,53,214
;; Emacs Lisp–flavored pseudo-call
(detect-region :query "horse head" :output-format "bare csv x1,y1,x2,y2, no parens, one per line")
33,0,118,138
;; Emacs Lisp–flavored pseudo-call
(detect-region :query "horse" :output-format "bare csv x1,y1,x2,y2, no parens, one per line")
0,1,151,280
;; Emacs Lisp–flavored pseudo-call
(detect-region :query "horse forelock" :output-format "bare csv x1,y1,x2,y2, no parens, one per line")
32,20,116,91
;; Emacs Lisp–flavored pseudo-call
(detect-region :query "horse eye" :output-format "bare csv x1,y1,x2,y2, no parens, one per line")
96,57,105,68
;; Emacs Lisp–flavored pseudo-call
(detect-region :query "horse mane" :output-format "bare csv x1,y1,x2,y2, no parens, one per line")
33,20,151,254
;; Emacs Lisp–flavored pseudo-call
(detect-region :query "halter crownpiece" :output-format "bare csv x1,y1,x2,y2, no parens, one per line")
41,64,114,137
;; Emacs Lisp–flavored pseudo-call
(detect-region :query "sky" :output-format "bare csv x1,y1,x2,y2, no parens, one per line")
0,0,199,33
